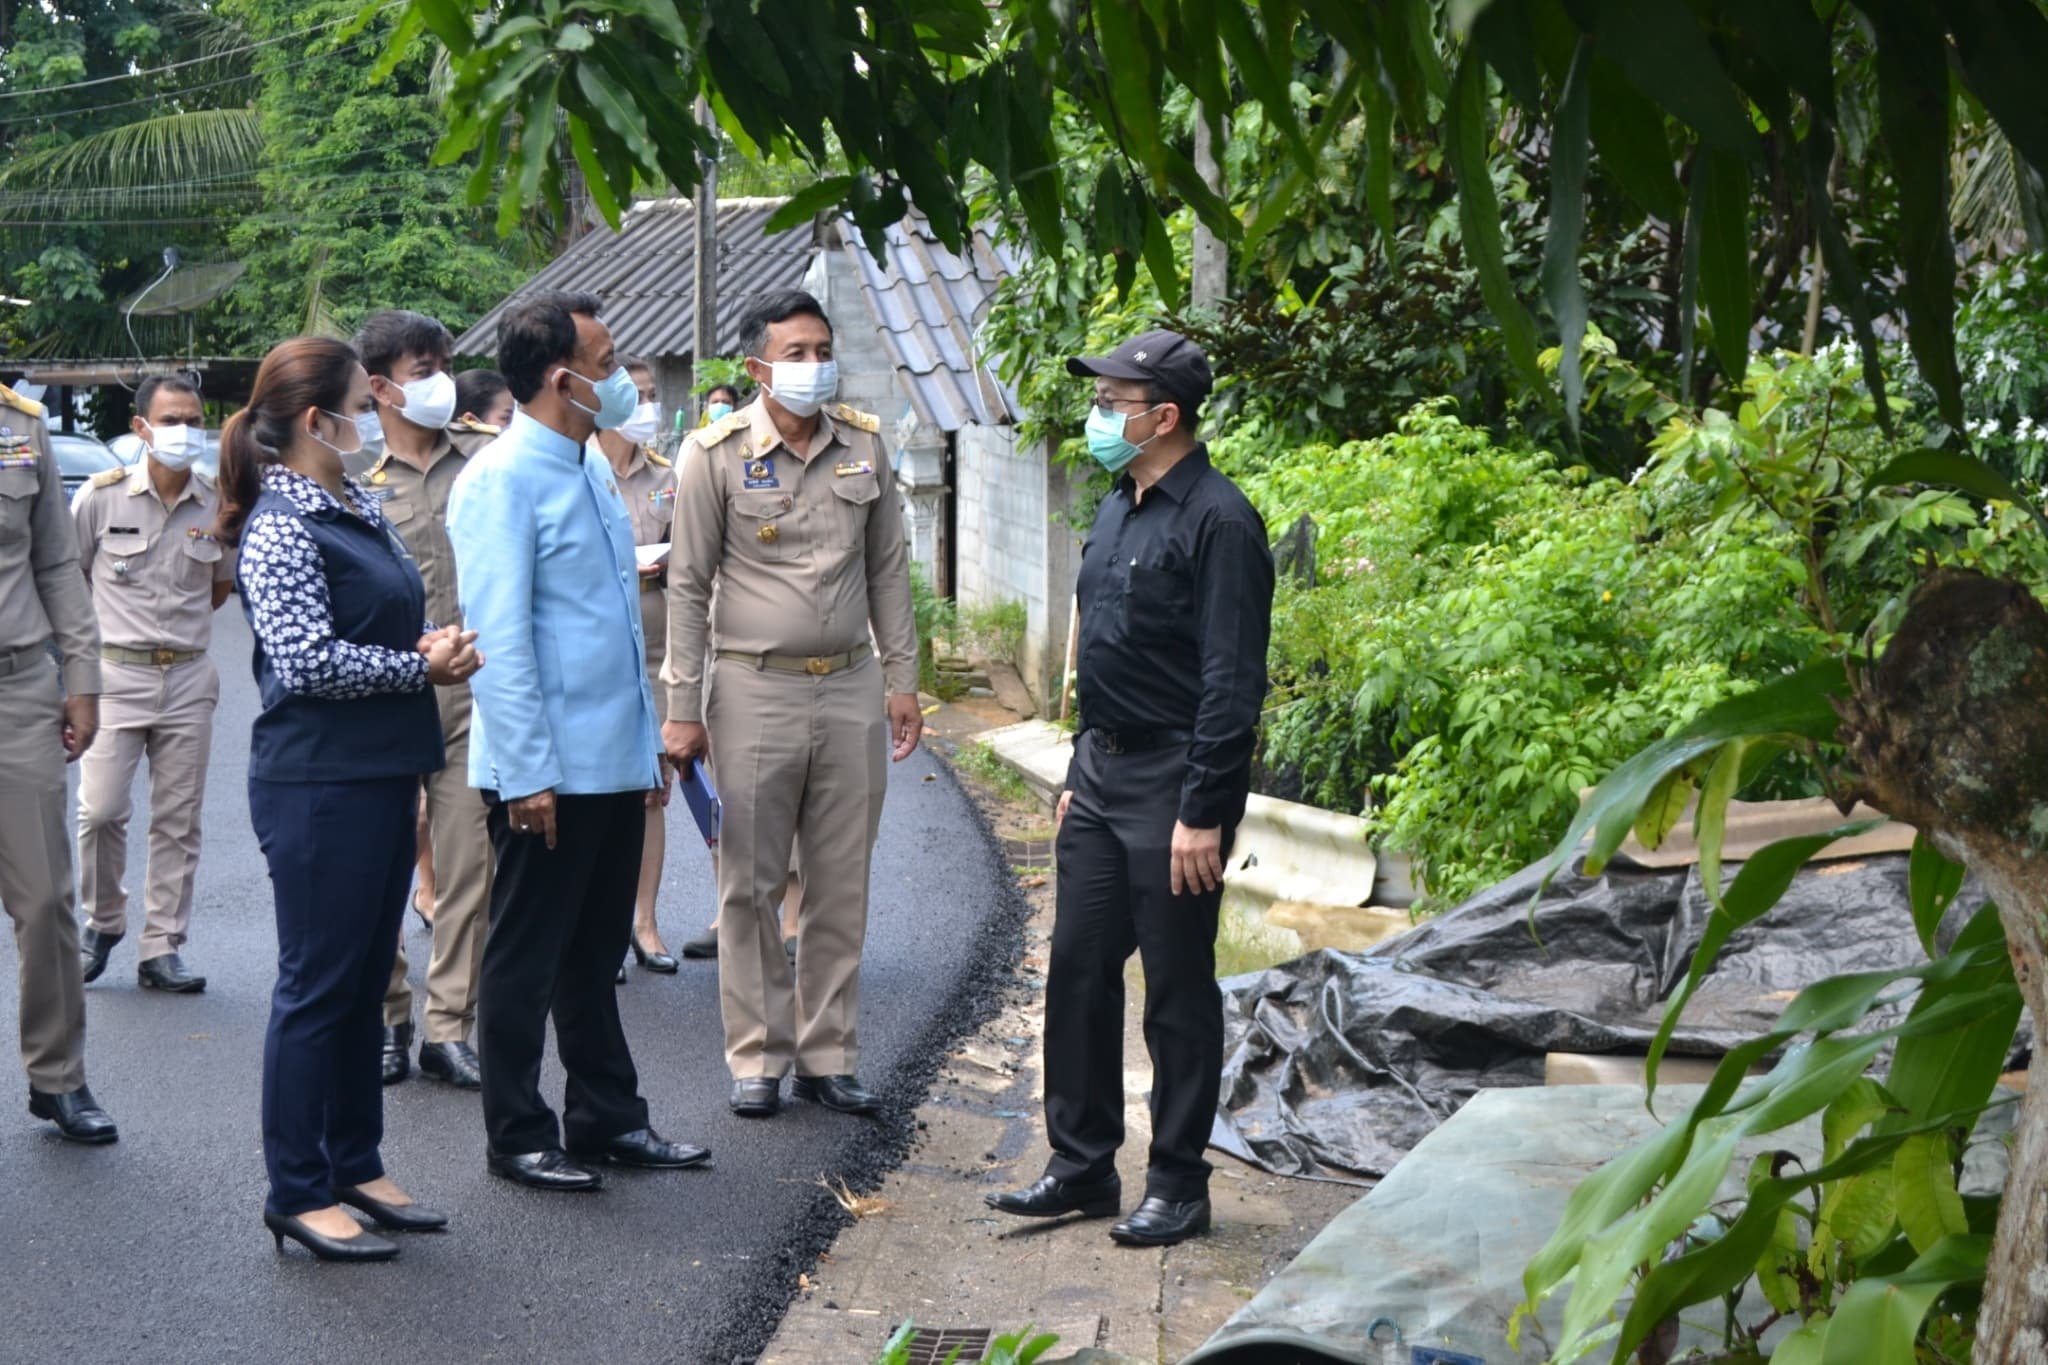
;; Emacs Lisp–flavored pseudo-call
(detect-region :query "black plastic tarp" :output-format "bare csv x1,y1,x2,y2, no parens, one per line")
1212,852,1984,1181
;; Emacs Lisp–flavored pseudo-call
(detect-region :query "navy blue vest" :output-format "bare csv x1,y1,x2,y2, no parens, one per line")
241,483,445,783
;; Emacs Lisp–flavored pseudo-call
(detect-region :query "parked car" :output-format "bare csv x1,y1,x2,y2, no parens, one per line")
52,433,125,502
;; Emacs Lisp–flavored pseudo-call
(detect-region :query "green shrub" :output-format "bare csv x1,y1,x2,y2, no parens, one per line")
909,562,960,700
958,597,1028,668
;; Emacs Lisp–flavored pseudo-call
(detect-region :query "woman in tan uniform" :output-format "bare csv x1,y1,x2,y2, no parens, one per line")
591,358,679,974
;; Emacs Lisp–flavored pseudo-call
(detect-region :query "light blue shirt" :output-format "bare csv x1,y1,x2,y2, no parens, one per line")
447,411,661,799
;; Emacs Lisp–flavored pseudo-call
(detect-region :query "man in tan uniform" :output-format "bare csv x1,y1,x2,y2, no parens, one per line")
357,310,495,1090
0,381,117,1142
73,375,235,994
662,288,922,1119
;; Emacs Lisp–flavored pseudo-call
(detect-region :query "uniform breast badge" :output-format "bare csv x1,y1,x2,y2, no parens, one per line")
833,460,874,478
758,523,780,545
743,456,779,490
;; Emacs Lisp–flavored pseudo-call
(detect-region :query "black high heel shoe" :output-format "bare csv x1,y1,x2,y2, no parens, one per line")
336,1186,449,1232
632,940,680,974
264,1211,400,1262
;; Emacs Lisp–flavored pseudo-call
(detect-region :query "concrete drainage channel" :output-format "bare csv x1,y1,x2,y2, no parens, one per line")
705,758,1037,1365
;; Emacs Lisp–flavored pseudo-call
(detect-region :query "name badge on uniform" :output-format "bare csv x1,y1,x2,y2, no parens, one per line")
363,485,393,505
834,460,873,478
743,457,779,490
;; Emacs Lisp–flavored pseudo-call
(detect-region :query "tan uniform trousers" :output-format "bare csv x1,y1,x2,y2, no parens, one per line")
709,653,887,1078
0,658,87,1091
384,683,492,1043
75,657,218,959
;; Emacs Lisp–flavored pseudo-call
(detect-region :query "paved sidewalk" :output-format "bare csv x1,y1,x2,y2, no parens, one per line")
762,718,1359,1363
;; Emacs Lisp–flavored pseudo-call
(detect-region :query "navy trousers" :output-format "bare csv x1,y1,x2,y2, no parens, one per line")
1043,736,1237,1203
251,775,416,1216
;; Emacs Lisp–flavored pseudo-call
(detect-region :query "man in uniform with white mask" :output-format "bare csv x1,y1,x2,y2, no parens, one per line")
662,288,922,1119
355,310,493,1090
74,374,235,994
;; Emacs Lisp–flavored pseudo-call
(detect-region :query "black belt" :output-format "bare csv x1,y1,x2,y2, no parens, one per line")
1092,727,1193,755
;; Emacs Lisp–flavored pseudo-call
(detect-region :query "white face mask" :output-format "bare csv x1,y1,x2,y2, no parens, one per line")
389,370,456,430
142,420,201,471
762,360,838,418
617,401,661,445
315,408,382,457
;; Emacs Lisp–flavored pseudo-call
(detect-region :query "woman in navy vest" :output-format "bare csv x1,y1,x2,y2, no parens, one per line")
216,336,481,1262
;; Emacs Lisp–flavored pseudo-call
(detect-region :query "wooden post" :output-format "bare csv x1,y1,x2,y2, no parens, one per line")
692,96,719,393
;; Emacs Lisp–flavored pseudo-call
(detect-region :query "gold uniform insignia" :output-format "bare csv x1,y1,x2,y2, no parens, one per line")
758,523,780,545
370,469,389,485
832,403,880,434
747,460,770,480
647,449,671,468
834,461,874,478
90,466,128,489
0,383,46,419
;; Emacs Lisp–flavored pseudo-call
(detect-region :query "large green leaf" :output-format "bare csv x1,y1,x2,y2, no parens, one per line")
1866,0,1961,428
1891,1134,1967,1254
1721,0,1837,121
1586,54,1684,223
1445,51,1543,395
1885,904,2021,1133
1693,737,1749,904
1943,0,2048,191
1906,833,1966,958
1543,37,1595,437
1803,119,1893,433
1695,147,1754,384
1820,1235,1990,1365
1593,0,1761,162
1868,447,2048,538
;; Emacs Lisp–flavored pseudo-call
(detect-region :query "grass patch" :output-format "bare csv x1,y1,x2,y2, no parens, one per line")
953,741,1033,807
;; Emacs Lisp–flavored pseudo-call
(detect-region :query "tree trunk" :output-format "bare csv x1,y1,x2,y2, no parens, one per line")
1837,568,2048,1361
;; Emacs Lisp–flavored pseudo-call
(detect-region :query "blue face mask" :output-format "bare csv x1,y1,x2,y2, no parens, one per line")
1083,403,1161,473
705,401,734,423
556,365,639,430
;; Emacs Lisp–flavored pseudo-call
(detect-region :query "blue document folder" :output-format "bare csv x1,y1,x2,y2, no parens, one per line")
679,757,722,847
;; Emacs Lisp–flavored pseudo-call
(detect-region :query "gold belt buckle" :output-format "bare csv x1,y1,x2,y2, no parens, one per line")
151,648,177,666
804,656,833,676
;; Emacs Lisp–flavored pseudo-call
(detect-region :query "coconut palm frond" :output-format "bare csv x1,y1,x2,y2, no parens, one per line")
0,109,266,222
1952,123,2048,254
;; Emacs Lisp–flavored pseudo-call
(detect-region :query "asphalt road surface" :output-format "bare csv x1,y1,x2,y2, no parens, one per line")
0,607,1019,1364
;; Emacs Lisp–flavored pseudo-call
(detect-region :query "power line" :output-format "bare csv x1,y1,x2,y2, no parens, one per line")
0,69,263,130
0,6,402,102
0,132,454,209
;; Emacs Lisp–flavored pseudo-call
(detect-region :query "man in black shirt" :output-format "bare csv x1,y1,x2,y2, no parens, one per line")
987,330,1274,1247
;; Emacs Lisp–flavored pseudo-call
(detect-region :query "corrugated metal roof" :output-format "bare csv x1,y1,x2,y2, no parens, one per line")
453,198,815,360
837,214,1020,431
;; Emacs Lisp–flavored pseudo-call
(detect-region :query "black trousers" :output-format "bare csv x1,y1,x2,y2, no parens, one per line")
478,790,650,1154
1043,735,1237,1203
252,774,415,1216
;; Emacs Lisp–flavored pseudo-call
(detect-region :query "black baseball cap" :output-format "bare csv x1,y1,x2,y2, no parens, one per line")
1066,329,1213,412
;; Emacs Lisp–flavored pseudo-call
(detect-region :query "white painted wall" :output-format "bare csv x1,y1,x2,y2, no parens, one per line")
955,425,1083,706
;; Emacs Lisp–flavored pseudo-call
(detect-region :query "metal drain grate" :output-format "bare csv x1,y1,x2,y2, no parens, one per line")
898,1326,993,1364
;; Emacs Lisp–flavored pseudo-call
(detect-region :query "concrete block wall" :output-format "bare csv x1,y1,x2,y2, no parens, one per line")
955,426,1084,705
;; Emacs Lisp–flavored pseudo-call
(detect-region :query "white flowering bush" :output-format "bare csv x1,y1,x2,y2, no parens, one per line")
1942,252,2048,484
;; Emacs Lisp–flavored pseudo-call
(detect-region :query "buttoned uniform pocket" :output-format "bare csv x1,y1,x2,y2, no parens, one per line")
180,534,224,592
0,466,36,541
1123,562,1193,643
729,491,795,563
827,474,880,551
99,530,151,584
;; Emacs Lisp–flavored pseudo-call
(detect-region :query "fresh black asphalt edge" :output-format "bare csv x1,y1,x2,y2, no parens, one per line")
704,752,1037,1365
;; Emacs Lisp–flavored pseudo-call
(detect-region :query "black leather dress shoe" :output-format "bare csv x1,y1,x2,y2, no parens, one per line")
679,929,718,959
265,1212,399,1262
138,952,206,993
729,1077,781,1117
80,927,122,984
27,1085,118,1144
417,1040,482,1089
336,1185,450,1231
570,1127,711,1170
632,942,680,974
985,1174,1121,1220
791,1074,880,1115
487,1148,603,1192
381,1024,413,1085
1109,1196,1212,1246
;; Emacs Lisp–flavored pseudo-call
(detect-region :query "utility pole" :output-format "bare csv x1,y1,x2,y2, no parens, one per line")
1191,105,1228,312
692,95,719,392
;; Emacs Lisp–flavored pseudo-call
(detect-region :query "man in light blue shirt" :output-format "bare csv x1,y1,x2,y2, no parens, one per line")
446,289,709,1193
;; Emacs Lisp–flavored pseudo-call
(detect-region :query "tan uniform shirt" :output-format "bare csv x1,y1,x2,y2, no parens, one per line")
0,385,100,694
363,427,472,630
663,399,917,721
71,464,234,653
611,442,677,547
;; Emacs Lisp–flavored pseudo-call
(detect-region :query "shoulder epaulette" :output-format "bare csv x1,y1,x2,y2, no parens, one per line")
646,449,672,468
451,419,501,436
89,466,128,489
0,383,44,419
833,403,880,434
366,451,393,482
699,409,751,445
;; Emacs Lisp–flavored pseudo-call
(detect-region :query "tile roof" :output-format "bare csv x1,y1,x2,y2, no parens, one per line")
836,214,1020,431
452,198,815,361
